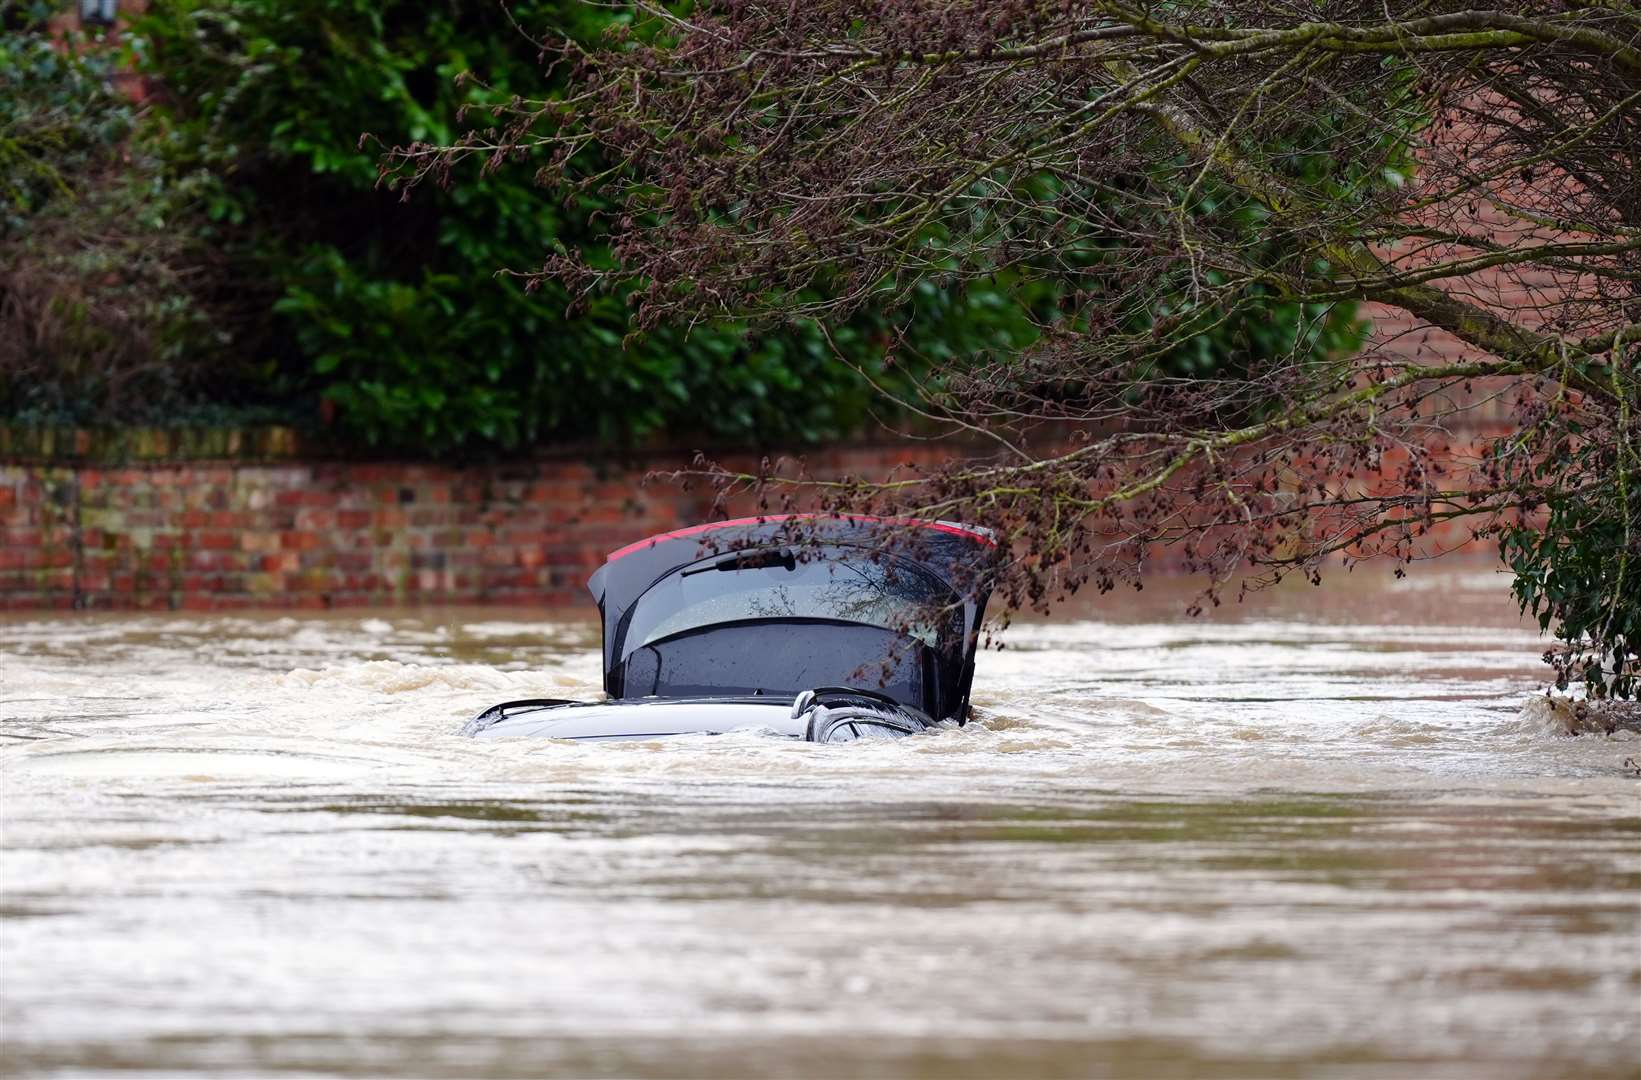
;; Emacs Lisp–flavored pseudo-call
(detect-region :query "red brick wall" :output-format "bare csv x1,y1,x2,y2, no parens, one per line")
1,425,1512,612
50,0,153,102
0,440,974,611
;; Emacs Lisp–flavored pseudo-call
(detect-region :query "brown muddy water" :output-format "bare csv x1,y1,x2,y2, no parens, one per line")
1,568,1637,1079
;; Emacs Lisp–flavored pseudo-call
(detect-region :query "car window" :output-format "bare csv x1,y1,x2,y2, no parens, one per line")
818,719,910,743
623,549,960,655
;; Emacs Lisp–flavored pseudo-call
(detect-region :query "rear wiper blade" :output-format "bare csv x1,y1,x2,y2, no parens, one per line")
680,548,797,576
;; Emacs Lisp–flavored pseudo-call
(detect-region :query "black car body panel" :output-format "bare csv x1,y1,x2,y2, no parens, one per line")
466,515,995,742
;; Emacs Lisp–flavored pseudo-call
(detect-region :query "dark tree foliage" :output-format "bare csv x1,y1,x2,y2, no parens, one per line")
131,0,1060,451
394,1,1639,698
0,21,228,422
5,0,1354,454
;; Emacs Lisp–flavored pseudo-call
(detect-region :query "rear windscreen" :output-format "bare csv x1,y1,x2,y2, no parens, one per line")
621,548,961,658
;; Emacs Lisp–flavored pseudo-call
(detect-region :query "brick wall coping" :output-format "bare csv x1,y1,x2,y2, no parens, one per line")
0,424,953,468
0,426,314,465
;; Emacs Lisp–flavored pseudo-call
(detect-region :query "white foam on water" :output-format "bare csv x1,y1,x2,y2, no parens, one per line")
278,659,589,695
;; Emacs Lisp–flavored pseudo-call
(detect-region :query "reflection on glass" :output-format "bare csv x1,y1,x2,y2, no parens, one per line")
824,722,859,743
625,549,960,653
816,718,912,743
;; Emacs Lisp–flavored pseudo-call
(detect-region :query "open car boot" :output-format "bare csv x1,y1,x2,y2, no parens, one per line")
463,514,996,743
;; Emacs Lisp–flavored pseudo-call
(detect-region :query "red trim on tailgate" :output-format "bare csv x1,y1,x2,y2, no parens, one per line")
604,513,996,562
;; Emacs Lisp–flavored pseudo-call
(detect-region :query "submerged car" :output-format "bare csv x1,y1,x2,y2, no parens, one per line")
464,514,996,743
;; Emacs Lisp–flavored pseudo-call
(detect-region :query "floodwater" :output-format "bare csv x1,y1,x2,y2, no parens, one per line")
1,569,1637,1079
